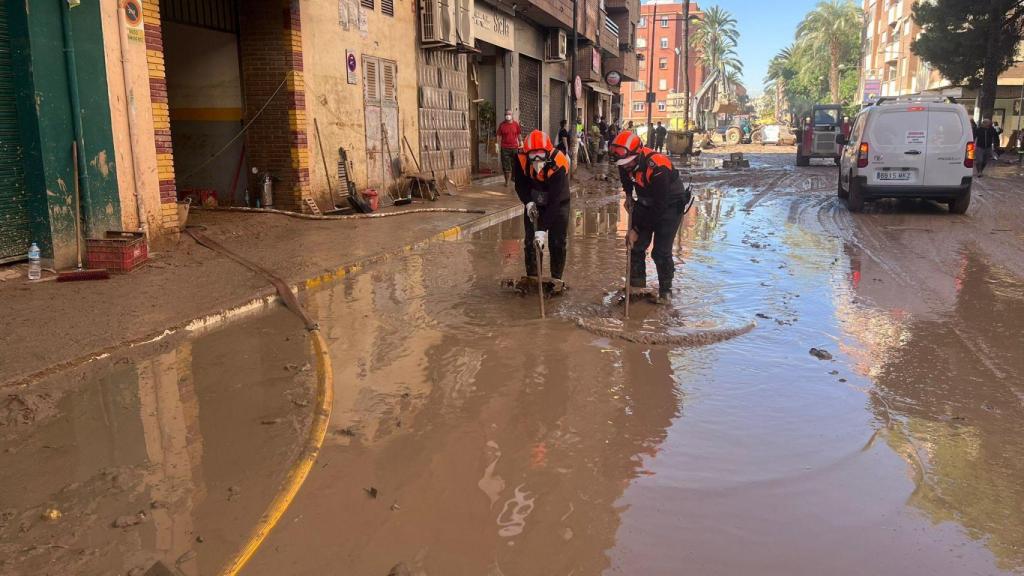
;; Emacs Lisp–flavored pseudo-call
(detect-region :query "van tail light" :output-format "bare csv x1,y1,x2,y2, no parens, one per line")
964,141,975,168
857,142,869,168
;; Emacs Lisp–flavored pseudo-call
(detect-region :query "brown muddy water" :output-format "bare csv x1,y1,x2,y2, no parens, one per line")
3,162,1024,575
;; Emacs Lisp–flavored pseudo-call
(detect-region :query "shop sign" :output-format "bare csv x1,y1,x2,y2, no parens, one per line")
604,70,621,87
473,3,514,50
592,48,601,74
124,0,145,42
862,78,881,103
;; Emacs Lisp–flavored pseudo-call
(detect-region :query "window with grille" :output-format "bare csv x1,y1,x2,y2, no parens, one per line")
660,16,668,27
657,101,666,111
659,58,667,69
361,0,374,9
382,0,394,16
633,102,644,112
660,37,668,48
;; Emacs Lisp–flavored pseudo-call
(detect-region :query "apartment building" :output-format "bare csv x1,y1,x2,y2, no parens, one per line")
621,0,704,129
861,0,1024,144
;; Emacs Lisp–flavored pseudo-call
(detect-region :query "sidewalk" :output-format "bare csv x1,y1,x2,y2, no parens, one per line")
1,165,616,387
0,183,524,387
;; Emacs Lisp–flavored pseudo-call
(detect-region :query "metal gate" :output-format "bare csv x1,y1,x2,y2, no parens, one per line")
548,79,566,137
364,56,400,194
518,55,540,133
0,2,29,263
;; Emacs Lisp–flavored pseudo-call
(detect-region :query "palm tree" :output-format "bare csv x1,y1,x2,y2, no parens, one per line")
795,0,862,104
691,6,741,102
765,44,796,121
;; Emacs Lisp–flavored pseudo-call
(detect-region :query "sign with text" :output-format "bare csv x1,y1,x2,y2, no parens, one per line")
473,3,514,50
862,78,881,103
665,91,687,115
124,0,145,42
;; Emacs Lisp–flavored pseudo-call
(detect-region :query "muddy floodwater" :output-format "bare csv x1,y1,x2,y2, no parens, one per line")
2,154,1023,575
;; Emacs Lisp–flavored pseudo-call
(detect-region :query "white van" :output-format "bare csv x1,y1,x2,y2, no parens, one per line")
837,97,974,214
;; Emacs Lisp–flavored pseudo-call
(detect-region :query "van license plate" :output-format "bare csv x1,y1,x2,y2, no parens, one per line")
877,171,911,181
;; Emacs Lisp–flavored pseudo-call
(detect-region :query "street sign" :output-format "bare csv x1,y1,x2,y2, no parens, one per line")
124,0,144,42
346,50,358,85
646,92,656,104
574,76,582,100
604,70,621,87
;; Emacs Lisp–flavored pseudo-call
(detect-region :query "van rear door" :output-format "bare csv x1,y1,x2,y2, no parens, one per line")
924,106,969,187
865,106,928,187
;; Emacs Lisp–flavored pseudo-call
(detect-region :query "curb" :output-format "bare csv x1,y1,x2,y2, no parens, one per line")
1,203,524,390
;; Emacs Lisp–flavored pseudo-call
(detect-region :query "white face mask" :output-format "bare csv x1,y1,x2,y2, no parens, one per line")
531,159,545,173
505,115,512,121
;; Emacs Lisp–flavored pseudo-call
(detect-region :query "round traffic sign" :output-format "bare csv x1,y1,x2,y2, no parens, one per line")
347,53,357,73
124,0,143,25
604,70,621,87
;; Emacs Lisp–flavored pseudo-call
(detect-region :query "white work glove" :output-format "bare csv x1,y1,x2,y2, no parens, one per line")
526,202,539,222
534,230,548,251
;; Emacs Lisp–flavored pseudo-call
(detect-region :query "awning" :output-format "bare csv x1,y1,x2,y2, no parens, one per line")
585,82,614,96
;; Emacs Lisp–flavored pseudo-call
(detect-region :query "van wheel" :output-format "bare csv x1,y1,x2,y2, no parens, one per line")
847,177,865,212
948,189,971,214
837,170,849,199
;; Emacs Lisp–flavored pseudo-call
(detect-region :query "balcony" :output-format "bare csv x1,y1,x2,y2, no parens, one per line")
605,0,639,14
524,0,573,29
606,49,639,82
600,14,620,55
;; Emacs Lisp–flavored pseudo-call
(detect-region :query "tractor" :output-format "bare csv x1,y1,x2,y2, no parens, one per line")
795,104,851,166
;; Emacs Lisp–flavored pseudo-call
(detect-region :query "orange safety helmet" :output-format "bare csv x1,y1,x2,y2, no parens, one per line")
609,131,643,165
523,130,555,160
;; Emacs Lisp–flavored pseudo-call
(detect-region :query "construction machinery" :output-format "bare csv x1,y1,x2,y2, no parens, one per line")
795,104,850,166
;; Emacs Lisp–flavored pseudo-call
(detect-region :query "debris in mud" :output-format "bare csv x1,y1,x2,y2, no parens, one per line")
260,418,283,425
176,550,197,566
364,487,379,499
228,486,242,500
756,313,771,320
112,511,148,528
40,508,61,521
291,398,310,408
809,348,833,361
387,563,412,576
390,502,401,511
196,535,205,543
838,378,847,383
575,317,756,346
150,500,168,510
334,427,357,437
829,370,839,375
144,561,175,576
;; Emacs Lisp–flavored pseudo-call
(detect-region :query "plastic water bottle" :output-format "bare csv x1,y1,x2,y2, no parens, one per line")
27,243,41,280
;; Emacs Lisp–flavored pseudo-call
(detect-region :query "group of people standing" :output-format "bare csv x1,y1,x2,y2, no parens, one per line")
498,111,690,303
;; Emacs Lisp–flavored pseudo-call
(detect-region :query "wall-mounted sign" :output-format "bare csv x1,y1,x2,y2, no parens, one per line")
604,70,621,87
574,76,582,99
591,49,601,74
473,3,514,50
124,0,145,42
862,78,881,103
346,50,358,84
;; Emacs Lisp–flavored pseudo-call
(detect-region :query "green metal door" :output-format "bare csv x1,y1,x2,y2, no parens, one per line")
0,1,29,263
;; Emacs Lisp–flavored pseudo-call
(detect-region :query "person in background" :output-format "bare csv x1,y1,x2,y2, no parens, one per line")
513,130,572,282
497,109,522,188
626,120,635,132
973,118,1000,178
609,130,692,303
646,123,656,148
655,121,668,153
556,119,570,154
993,121,1004,158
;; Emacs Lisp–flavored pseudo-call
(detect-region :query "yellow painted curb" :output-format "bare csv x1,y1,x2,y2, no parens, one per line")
218,329,334,576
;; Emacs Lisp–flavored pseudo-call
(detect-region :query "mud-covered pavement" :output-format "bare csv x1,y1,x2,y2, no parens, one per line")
2,148,1023,575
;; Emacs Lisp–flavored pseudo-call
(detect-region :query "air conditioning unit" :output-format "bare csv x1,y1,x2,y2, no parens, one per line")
421,0,457,47
455,0,474,46
545,29,568,62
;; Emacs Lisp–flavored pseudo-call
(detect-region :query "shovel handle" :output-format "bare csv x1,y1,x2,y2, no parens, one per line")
625,201,633,320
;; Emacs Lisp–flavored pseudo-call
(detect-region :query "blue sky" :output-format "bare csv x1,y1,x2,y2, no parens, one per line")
670,0,822,96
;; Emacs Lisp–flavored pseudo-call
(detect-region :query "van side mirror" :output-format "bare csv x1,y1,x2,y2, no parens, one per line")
836,134,847,146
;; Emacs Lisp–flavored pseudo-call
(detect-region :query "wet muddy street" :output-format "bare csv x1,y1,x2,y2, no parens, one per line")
2,150,1023,575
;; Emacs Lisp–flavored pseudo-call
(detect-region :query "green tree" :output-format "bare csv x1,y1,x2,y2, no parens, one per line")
691,6,743,100
912,0,1024,119
765,45,797,121
795,0,863,104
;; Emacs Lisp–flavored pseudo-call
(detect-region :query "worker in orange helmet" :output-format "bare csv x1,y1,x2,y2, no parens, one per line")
609,130,692,302
513,129,572,281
